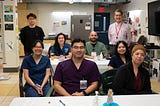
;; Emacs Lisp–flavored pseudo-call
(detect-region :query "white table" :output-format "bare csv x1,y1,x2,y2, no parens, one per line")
50,58,110,74
10,94,160,106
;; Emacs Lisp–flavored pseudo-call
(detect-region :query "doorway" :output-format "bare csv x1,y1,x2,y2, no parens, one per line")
94,12,110,46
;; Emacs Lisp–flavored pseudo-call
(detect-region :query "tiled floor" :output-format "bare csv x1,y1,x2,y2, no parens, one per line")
0,57,160,105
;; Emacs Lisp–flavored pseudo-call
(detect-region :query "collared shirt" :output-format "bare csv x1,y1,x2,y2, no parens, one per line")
108,22,131,45
85,41,109,55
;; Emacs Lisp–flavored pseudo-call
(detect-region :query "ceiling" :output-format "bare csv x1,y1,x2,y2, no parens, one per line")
21,0,131,4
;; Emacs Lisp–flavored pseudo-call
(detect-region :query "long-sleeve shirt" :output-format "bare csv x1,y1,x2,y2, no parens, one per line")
108,22,131,45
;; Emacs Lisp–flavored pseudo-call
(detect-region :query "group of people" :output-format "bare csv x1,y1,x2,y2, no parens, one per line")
19,9,153,97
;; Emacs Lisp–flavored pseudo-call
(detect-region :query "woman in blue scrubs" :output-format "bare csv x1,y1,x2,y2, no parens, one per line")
21,40,51,97
49,33,71,59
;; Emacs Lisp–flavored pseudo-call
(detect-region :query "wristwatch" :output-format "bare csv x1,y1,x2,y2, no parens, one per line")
82,90,87,96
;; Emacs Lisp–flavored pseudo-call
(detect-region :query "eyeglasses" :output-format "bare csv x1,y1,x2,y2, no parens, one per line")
72,46,85,49
34,46,42,49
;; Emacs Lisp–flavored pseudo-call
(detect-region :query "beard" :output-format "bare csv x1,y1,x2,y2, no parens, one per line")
90,38,97,42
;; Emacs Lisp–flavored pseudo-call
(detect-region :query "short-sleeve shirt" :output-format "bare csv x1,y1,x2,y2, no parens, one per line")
85,41,108,55
53,59,100,96
50,43,71,56
21,55,51,89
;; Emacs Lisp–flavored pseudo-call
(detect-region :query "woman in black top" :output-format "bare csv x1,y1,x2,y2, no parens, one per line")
113,44,152,95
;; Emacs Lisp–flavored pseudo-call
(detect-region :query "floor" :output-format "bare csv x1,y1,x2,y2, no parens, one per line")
0,58,160,106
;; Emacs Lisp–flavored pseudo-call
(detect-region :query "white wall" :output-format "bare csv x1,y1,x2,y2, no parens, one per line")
27,0,160,45
120,0,160,45
27,3,94,37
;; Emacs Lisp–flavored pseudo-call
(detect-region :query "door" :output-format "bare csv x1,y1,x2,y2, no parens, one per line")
94,13,110,46
71,15,92,41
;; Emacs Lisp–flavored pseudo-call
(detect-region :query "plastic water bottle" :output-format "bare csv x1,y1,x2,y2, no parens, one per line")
99,52,103,60
93,91,99,106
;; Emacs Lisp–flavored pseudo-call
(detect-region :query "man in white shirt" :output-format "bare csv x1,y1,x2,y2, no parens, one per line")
108,9,131,54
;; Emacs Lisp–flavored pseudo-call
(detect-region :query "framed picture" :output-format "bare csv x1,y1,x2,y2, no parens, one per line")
4,5,13,13
4,15,13,22
5,24,14,30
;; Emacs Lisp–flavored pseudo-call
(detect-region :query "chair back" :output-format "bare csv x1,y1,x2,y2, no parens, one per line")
19,67,54,97
101,68,117,95
19,67,25,97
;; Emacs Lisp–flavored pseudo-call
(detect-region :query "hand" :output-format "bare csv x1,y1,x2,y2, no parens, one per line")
71,91,84,96
34,84,43,96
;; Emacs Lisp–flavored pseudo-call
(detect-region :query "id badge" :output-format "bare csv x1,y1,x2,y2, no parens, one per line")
80,80,87,89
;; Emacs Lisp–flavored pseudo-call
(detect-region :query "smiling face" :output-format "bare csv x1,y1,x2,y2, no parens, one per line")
114,11,123,23
71,42,85,59
117,42,126,55
32,42,43,56
58,35,65,45
89,31,98,43
132,49,145,66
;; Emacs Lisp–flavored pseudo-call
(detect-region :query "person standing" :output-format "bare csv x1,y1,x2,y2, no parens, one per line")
108,9,131,54
53,39,100,96
19,13,45,56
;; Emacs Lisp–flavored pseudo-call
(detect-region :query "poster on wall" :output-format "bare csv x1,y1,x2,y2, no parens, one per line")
85,22,91,30
4,5,13,13
4,14,13,22
5,24,14,30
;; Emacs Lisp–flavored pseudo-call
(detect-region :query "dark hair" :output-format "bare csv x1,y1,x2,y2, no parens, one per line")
27,13,37,19
54,33,66,54
137,35,147,45
115,9,123,15
114,40,129,58
31,40,44,49
71,38,86,47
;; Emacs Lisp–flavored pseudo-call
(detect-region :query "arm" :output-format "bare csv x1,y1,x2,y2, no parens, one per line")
23,69,36,87
126,25,132,46
23,69,43,95
54,80,71,96
101,43,110,58
41,68,50,88
19,28,25,45
112,68,134,95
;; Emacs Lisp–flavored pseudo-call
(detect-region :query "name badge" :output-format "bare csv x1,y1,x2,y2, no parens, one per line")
80,80,87,90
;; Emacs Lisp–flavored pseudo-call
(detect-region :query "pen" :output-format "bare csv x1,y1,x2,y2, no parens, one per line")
59,100,65,106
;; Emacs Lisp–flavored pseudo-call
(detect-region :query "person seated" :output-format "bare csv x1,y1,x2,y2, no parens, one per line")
49,33,71,59
108,41,130,70
53,38,100,96
21,40,51,97
85,31,110,59
112,44,152,95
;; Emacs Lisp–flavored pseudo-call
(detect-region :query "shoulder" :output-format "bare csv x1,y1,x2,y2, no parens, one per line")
42,55,50,60
64,43,71,47
58,59,72,65
118,62,131,72
21,26,29,30
83,59,97,66
23,55,32,63
97,41,105,45
86,41,91,45
109,23,115,27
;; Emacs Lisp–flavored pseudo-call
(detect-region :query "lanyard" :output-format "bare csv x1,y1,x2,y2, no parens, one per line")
115,23,123,39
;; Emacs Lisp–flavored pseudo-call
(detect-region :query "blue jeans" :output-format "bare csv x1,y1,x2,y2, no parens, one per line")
25,83,50,97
